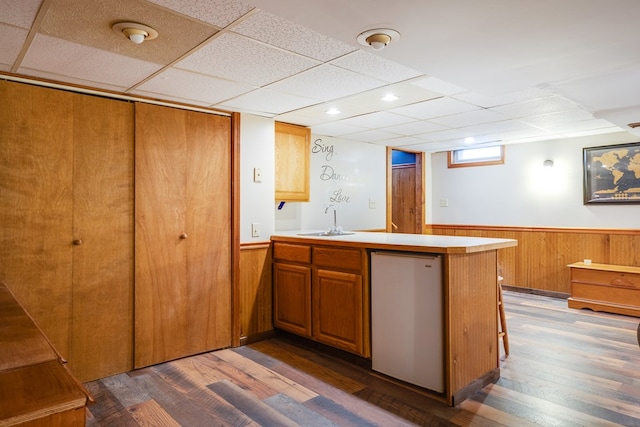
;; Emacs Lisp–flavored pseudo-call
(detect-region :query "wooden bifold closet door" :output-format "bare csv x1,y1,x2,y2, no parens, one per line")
134,103,232,368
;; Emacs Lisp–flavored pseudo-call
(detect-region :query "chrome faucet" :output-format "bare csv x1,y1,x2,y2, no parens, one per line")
325,204,338,233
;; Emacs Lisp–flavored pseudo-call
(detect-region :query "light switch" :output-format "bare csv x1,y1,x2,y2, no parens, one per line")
251,223,260,237
253,167,262,183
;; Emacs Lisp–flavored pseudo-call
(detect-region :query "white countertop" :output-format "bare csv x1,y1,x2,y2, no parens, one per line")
271,230,517,254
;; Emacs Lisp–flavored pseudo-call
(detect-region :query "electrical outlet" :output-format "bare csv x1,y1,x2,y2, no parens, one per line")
369,198,376,209
440,199,449,207
251,223,260,237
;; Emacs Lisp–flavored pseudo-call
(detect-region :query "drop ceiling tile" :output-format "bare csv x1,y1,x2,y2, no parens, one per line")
416,128,472,143
218,87,321,115
344,81,439,109
337,111,415,129
490,95,579,119
312,122,367,137
39,0,218,65
266,64,386,101
430,109,509,128
146,0,253,28
519,109,595,129
563,126,622,138
340,129,399,143
176,32,319,87
0,0,41,28
134,67,255,105
330,50,422,83
461,119,532,135
549,119,619,134
381,120,448,136
232,10,356,61
0,24,27,67
20,34,163,88
272,112,330,127
454,87,556,108
390,97,479,120
377,136,429,147
409,76,467,95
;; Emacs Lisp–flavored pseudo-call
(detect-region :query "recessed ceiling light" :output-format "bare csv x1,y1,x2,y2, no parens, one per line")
381,94,398,101
463,137,476,144
326,108,341,115
112,22,158,44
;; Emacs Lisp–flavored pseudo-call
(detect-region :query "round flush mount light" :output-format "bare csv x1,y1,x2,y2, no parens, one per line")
357,28,400,50
112,22,158,44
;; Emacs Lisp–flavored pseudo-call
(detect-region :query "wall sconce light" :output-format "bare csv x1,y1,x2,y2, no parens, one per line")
112,22,158,44
357,28,401,50
543,160,554,168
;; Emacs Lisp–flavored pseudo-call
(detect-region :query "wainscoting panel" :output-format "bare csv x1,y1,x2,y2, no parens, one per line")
239,243,273,343
429,225,640,294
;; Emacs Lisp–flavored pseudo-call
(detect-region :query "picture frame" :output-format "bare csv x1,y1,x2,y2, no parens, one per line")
583,142,640,204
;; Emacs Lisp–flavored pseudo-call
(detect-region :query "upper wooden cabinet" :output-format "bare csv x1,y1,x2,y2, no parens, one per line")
275,122,310,201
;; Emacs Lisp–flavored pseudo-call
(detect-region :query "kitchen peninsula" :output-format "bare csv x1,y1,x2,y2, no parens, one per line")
270,231,517,406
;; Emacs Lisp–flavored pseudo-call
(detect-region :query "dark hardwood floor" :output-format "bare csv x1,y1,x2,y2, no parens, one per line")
85,291,640,426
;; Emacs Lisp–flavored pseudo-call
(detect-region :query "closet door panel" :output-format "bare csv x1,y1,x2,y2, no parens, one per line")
0,81,74,355
71,94,134,381
185,112,232,350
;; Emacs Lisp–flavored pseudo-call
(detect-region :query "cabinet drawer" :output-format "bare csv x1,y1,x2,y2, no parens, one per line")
572,268,640,290
273,242,311,264
571,282,639,306
313,247,362,272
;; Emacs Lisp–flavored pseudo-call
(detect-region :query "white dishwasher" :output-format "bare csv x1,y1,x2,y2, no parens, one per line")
370,251,444,393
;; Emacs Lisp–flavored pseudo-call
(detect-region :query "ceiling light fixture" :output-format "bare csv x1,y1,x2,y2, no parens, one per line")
357,28,400,51
381,94,398,101
326,108,341,115
112,22,158,45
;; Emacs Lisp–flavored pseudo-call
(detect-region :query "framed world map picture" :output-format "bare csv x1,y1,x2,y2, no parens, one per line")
583,142,640,204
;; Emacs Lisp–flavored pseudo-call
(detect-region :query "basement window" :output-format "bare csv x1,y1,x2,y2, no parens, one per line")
448,145,505,168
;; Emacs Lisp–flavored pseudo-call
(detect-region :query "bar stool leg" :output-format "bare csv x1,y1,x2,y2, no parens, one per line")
498,276,509,357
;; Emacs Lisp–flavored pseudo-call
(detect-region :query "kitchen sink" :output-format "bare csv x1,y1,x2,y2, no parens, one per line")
297,231,355,237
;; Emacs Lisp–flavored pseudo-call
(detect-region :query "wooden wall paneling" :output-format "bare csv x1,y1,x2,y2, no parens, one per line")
609,233,640,266
431,225,640,295
445,251,498,402
134,103,231,368
0,80,74,356
239,244,273,341
70,94,134,381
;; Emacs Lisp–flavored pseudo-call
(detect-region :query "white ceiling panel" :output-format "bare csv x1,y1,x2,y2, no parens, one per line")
0,24,27,67
134,67,255,105
380,120,448,136
266,64,387,101
312,121,367,137
341,129,400,143
20,34,163,88
146,0,253,28
390,97,479,120
330,50,422,83
232,10,356,62
0,0,41,28
219,87,320,115
409,77,466,96
337,111,415,129
430,109,510,128
176,32,320,87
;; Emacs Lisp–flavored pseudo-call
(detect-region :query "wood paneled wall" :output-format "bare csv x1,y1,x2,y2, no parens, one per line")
239,243,273,343
428,224,640,294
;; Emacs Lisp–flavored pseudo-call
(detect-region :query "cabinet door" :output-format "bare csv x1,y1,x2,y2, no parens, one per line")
70,94,134,381
275,122,310,201
312,269,363,355
273,263,312,337
0,80,74,355
134,103,231,368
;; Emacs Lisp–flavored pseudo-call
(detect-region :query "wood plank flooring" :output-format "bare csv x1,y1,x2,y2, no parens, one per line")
84,291,640,426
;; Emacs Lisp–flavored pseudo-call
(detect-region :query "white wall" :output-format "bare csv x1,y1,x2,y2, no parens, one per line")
276,135,387,232
430,131,640,228
240,114,275,243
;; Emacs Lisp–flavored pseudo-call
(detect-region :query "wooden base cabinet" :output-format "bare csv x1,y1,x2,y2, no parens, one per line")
273,242,369,357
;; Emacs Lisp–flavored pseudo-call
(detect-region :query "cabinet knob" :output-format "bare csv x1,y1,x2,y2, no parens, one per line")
73,239,83,245
179,233,188,240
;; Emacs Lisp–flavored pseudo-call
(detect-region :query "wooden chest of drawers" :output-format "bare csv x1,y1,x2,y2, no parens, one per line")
567,262,640,317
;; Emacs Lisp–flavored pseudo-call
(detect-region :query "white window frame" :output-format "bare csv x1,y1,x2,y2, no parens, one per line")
448,145,505,168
